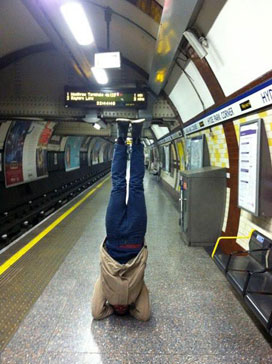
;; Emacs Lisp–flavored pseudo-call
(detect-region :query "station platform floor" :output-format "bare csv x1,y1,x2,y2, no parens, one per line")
0,172,272,364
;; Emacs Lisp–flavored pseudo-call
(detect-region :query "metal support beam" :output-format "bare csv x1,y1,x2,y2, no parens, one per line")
148,0,202,95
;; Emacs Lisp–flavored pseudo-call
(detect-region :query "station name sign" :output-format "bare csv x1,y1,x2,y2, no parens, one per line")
184,78,272,135
65,87,147,109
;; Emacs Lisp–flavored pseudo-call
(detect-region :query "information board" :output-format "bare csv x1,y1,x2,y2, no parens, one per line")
65,87,147,109
186,135,204,170
238,119,261,215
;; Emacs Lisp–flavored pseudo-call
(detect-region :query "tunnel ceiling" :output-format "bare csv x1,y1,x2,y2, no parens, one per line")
0,0,210,138
1,0,160,80
0,0,49,57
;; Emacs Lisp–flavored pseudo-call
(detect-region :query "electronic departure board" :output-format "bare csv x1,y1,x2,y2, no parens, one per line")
64,87,147,109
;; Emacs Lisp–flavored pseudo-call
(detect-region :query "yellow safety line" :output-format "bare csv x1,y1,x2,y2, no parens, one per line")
0,176,110,276
211,228,255,259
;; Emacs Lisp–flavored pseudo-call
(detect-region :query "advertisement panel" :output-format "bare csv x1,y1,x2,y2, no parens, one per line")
5,121,55,187
64,136,83,171
36,122,55,177
5,121,30,186
0,121,12,150
92,139,103,165
164,145,170,172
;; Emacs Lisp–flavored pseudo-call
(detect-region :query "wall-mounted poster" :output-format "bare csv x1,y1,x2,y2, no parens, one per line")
24,121,55,180
0,121,12,150
5,121,30,186
190,136,204,170
238,119,261,215
92,139,103,165
37,122,55,174
185,138,191,170
64,136,83,171
164,144,170,172
4,121,55,187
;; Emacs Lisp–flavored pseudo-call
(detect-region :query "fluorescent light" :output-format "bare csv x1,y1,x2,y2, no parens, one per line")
91,67,108,85
93,123,101,130
183,30,207,59
60,2,94,46
95,52,121,69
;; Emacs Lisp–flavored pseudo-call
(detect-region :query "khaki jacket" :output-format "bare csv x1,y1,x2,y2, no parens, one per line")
100,240,148,306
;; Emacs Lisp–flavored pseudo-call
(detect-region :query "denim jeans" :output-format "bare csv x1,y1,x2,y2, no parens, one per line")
105,143,147,263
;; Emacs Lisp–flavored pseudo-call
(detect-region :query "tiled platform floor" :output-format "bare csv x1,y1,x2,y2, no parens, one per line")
1,173,272,363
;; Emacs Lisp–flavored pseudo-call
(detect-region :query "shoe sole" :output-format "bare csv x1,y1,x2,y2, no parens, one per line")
116,118,130,122
130,118,145,124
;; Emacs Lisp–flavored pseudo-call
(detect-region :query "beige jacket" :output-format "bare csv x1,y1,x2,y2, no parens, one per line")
100,240,148,306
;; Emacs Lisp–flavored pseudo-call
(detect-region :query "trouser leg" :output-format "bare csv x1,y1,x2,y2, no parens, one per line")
126,143,147,243
129,283,150,321
106,143,127,240
92,277,114,320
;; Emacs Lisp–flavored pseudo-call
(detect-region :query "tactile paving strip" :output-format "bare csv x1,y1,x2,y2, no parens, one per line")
0,178,110,351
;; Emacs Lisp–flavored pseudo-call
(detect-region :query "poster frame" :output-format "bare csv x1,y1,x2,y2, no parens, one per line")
238,118,262,216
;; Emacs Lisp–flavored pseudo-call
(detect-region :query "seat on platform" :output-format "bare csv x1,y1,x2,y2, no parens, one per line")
213,247,231,272
244,270,272,333
212,231,272,335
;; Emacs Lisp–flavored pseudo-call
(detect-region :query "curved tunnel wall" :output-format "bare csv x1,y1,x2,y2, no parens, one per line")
0,121,113,213
153,0,272,250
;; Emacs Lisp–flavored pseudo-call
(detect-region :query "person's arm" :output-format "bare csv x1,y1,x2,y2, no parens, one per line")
129,282,150,322
92,277,114,320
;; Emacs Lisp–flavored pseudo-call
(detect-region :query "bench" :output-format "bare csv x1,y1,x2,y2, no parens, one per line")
212,230,272,335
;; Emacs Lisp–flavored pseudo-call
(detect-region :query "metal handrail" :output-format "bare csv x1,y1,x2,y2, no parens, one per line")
211,228,255,259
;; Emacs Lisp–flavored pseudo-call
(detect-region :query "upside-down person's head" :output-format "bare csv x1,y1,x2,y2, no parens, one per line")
113,305,128,315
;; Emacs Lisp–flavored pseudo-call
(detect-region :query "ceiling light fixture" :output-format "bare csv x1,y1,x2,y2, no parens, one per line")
93,123,101,130
60,2,94,46
91,67,108,85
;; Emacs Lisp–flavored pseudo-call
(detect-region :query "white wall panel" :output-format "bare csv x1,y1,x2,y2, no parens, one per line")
169,61,214,123
206,0,272,96
151,125,169,139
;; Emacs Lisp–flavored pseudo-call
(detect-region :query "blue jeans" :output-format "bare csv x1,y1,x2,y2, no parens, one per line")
106,143,147,263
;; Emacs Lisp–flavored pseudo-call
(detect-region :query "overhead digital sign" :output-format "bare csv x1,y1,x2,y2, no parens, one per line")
64,87,147,109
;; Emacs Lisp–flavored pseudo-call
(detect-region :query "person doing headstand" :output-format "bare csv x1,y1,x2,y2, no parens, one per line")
91,119,150,321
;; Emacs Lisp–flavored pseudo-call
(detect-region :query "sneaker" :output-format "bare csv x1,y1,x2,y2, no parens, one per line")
131,119,144,142
116,120,129,144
